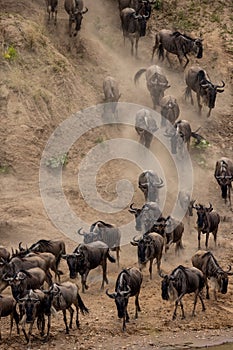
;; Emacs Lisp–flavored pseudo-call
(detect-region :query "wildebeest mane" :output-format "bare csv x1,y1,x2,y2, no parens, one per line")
29,239,53,250
91,221,114,229
201,251,220,268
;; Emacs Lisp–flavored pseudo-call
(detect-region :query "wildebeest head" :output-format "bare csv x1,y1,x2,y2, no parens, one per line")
130,234,153,266
19,292,40,323
106,288,131,318
160,273,178,301
129,202,162,232
193,202,213,229
194,38,203,59
199,78,225,112
215,160,233,200
62,252,84,279
71,7,88,35
77,228,94,244
138,170,164,202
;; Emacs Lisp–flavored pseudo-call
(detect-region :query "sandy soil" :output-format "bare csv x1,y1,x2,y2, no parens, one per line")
0,0,233,349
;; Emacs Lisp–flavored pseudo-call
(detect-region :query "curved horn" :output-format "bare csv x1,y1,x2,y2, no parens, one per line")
159,271,167,278
133,235,140,243
77,228,84,236
207,202,213,211
155,177,164,188
215,81,225,89
19,242,23,251
82,7,88,14
106,289,117,299
120,287,131,296
129,203,137,213
225,265,232,273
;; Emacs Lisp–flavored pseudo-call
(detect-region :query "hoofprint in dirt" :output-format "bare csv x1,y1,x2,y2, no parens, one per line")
0,0,233,349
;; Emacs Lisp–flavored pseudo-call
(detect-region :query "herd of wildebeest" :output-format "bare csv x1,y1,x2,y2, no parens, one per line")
0,0,232,347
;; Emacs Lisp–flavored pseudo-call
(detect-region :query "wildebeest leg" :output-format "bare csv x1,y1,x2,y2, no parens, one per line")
125,300,129,322
69,18,72,37
196,93,202,114
212,229,217,248
165,52,172,67
205,232,210,249
62,310,69,334
182,54,189,70
149,258,153,279
75,306,80,328
192,291,199,317
44,315,51,342
135,293,141,318
198,294,206,311
173,293,185,320
198,229,202,249
130,37,134,56
101,261,108,290
68,306,74,329
145,132,153,149
135,37,139,58
81,271,89,293
116,248,120,267
54,10,57,26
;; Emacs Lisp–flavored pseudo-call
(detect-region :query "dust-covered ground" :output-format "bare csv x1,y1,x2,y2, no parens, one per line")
0,0,233,349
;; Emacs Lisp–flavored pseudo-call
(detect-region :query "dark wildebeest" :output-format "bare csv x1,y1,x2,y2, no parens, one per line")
102,76,121,122
0,295,19,340
178,190,195,228
193,202,220,250
45,0,58,25
151,29,203,69
185,66,225,117
28,239,66,272
135,109,158,148
214,157,233,207
160,265,206,320
44,282,88,334
134,65,170,109
120,7,149,57
192,250,233,300
160,95,180,128
0,246,10,261
19,289,51,346
138,170,164,203
64,0,88,37
4,268,52,300
78,221,121,266
164,120,204,156
62,241,116,293
106,267,142,331
130,233,164,277
153,216,184,255
128,202,162,233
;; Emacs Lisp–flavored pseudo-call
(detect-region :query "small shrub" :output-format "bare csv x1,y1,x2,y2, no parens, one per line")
46,153,68,169
3,45,18,60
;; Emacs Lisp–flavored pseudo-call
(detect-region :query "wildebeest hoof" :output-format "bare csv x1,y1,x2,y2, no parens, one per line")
85,285,89,290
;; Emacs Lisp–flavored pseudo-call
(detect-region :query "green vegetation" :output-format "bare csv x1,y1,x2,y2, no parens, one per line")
3,45,18,60
46,153,68,169
0,164,10,174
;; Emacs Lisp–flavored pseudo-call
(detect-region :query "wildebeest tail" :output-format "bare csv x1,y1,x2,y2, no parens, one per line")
77,293,89,315
185,86,192,101
158,43,164,61
107,251,116,263
134,69,147,85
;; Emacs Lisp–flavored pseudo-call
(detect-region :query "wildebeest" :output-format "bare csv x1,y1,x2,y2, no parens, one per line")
130,232,164,277
119,0,154,17
0,295,19,340
135,109,158,148
102,76,121,122
128,202,162,233
106,267,142,331
192,250,233,300
64,0,88,37
151,29,203,69
28,239,66,272
0,246,10,261
138,170,164,202
78,221,121,266
160,95,180,128
185,66,225,117
214,157,233,207
118,0,139,11
62,241,116,293
193,202,220,249
160,265,206,320
178,190,195,228
134,65,170,109
4,267,52,300
164,120,204,156
19,289,51,346
153,216,184,254
45,0,58,25
120,7,149,57
44,282,88,333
